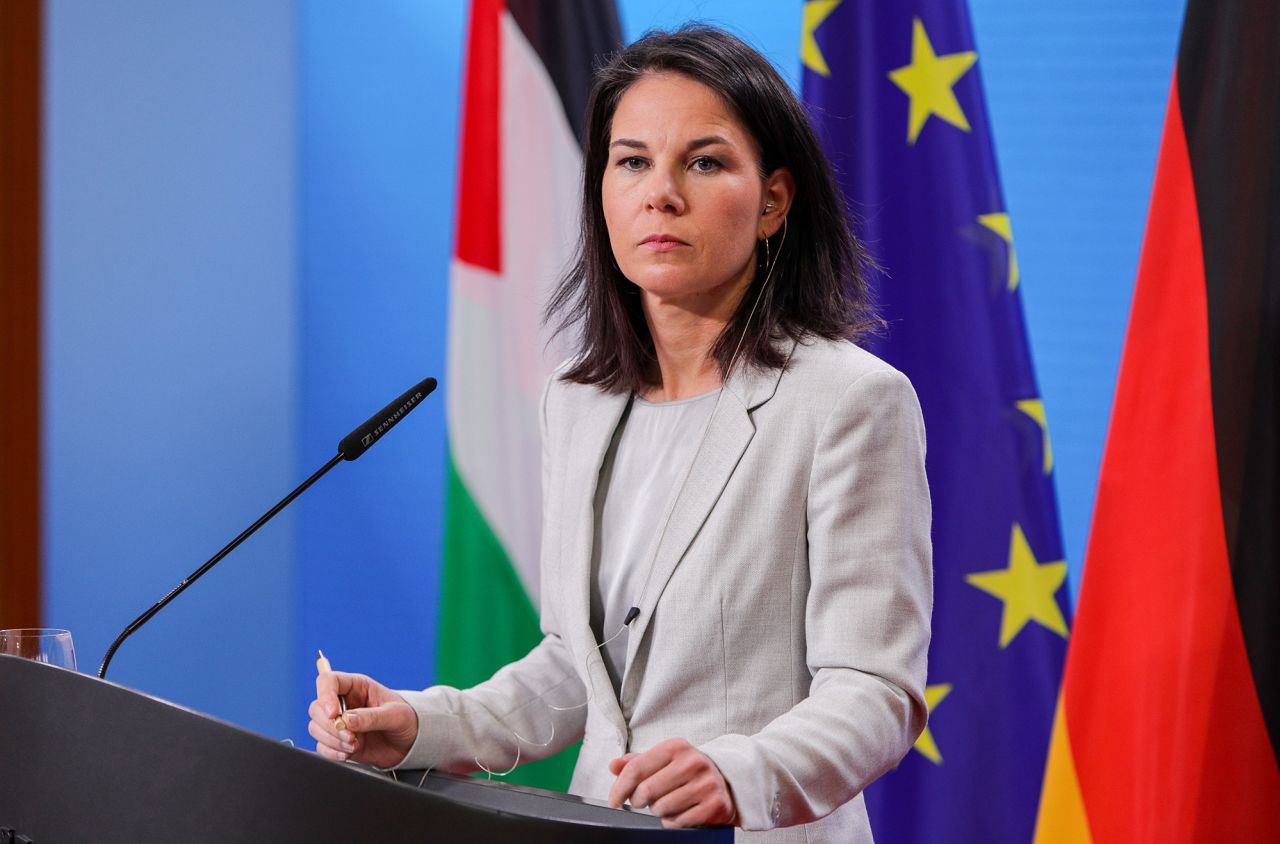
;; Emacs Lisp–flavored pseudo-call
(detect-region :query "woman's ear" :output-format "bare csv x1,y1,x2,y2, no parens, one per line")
759,168,796,239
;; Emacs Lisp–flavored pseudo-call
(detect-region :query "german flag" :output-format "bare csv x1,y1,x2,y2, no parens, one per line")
1034,1,1280,841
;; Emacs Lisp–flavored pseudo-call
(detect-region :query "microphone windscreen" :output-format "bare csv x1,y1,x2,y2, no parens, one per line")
338,376,437,461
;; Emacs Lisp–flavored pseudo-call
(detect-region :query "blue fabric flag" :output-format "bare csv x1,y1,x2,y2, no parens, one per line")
800,2,1072,840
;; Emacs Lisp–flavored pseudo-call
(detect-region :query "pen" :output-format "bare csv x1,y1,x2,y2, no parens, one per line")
315,649,348,732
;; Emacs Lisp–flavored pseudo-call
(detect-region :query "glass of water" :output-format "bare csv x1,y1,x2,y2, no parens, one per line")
0,628,77,670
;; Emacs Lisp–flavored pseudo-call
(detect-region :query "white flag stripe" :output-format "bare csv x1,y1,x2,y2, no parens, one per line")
446,11,583,601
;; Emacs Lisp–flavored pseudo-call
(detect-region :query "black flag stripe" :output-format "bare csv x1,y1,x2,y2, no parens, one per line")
507,0,623,147
1177,0,1280,760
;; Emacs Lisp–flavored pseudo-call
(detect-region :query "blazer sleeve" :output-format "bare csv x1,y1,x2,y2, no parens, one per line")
699,368,933,830
393,375,588,773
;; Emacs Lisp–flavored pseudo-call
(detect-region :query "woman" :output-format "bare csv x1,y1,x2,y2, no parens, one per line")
310,27,931,842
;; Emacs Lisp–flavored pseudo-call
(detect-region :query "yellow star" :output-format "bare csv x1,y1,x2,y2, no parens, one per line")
912,683,953,765
1016,398,1053,474
887,17,977,145
966,524,1068,648
978,212,1019,290
801,0,842,77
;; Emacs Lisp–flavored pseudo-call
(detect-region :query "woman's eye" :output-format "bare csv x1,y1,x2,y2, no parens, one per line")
617,156,647,171
690,156,722,173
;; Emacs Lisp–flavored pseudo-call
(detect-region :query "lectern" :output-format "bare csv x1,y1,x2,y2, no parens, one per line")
0,655,729,842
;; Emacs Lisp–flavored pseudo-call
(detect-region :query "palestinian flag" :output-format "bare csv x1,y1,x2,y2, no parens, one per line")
1034,1,1280,840
437,0,621,790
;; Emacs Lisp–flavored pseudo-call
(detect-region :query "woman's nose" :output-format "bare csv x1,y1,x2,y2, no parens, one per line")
644,171,686,215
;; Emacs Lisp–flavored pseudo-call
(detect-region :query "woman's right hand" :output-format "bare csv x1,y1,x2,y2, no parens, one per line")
309,670,419,769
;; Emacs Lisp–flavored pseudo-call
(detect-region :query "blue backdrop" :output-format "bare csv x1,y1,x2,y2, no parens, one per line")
43,0,1181,747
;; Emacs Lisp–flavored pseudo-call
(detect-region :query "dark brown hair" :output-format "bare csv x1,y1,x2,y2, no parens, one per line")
547,25,876,391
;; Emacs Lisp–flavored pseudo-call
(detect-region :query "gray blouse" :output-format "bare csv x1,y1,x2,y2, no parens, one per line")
589,387,721,693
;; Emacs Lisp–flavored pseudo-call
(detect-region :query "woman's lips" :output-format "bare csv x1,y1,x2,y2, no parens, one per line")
641,235,688,252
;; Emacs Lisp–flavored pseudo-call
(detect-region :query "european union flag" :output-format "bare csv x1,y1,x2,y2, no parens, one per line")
800,1,1071,840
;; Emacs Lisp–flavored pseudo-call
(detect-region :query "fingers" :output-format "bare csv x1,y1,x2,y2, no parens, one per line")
608,741,677,808
308,717,355,759
308,675,415,768
314,741,346,762
650,781,705,821
608,739,736,827
341,697,419,765
629,753,697,809
308,698,341,738
655,777,735,828
314,670,359,720
662,789,735,830
342,699,410,736
308,697,358,757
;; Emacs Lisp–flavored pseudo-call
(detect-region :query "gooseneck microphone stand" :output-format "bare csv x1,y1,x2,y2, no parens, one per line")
97,376,437,679
97,453,343,678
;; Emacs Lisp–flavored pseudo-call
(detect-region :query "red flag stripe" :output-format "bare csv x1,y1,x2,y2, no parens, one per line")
1063,76,1280,842
454,0,503,273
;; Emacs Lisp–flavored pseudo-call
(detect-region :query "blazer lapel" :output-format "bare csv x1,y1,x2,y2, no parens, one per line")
619,343,794,705
560,388,630,730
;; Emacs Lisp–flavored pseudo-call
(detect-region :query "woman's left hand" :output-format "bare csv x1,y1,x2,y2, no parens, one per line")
608,738,737,828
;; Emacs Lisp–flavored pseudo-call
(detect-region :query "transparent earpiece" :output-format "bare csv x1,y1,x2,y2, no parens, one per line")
724,215,787,411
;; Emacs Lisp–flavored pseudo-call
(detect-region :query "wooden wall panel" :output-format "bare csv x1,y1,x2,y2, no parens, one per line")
0,0,43,627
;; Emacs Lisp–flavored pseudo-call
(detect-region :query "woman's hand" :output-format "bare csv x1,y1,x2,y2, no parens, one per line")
607,738,737,828
308,671,418,770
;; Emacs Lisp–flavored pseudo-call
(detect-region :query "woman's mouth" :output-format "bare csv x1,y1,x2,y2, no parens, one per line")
641,234,689,252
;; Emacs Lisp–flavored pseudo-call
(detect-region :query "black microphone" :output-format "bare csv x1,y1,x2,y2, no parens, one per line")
338,377,437,460
97,376,439,679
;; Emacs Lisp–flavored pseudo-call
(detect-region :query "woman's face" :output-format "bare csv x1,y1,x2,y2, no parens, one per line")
602,72,772,315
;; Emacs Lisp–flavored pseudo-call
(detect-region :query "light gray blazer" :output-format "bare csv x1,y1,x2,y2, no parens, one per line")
397,336,933,842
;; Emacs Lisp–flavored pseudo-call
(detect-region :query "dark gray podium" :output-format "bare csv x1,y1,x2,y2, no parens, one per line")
0,655,730,842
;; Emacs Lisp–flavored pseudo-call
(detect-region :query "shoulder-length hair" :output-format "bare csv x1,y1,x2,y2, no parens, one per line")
547,25,877,392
